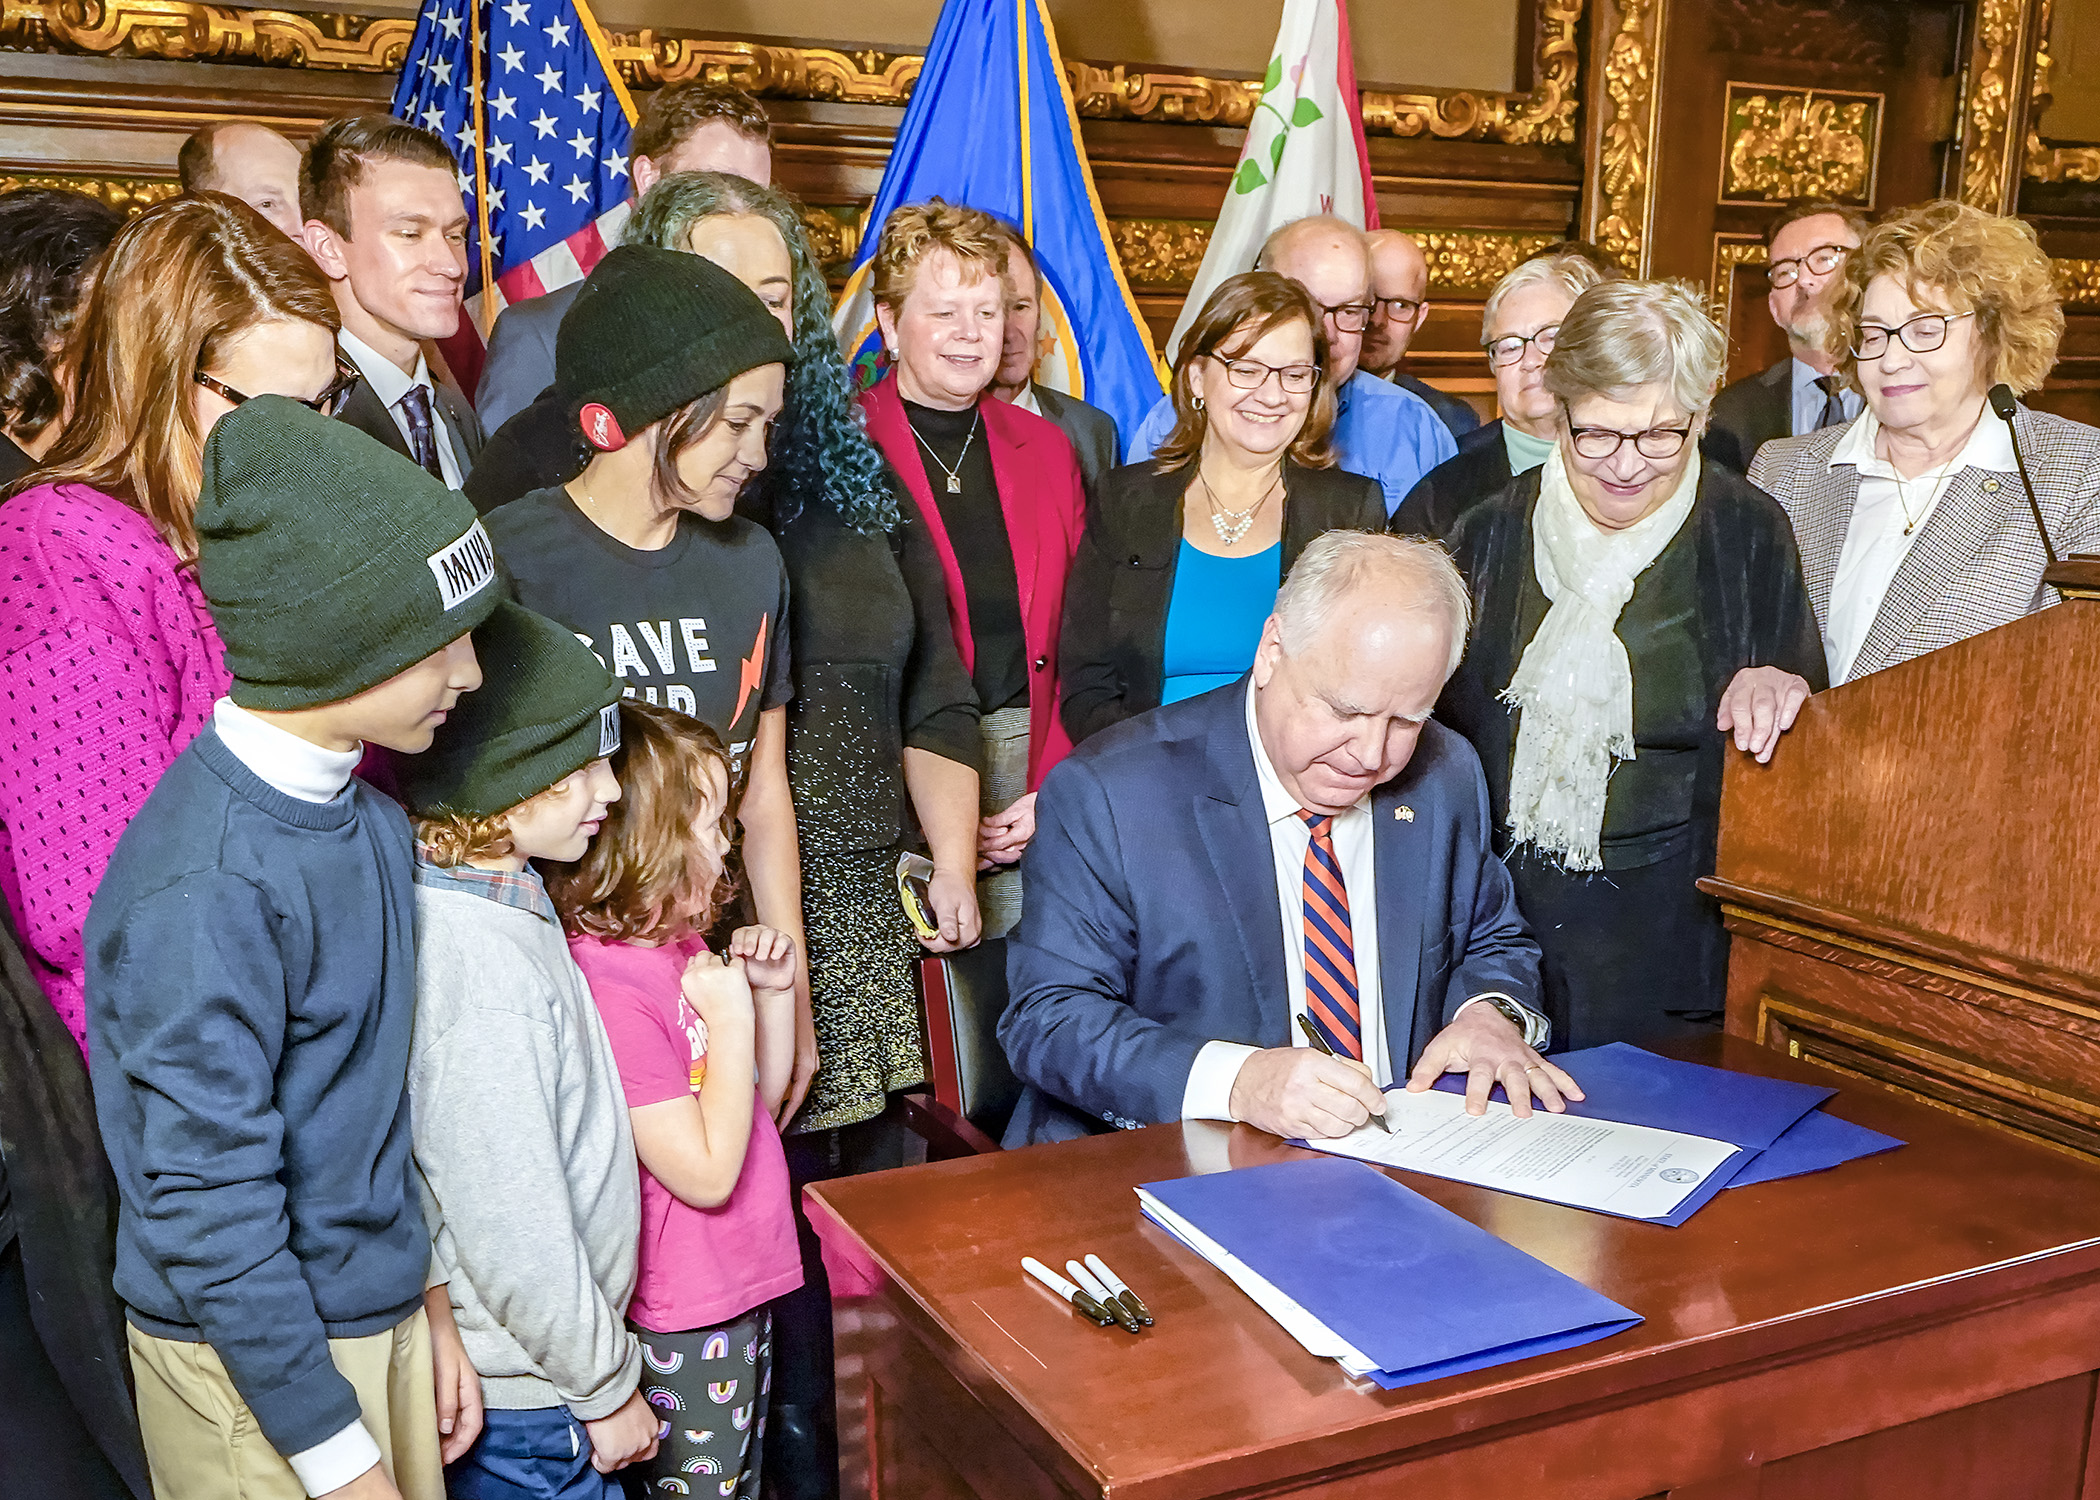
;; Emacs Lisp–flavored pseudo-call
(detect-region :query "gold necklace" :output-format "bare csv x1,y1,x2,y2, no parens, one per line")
1890,461,1955,537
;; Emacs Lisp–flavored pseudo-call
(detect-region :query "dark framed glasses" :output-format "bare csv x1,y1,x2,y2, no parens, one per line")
1565,412,1695,460
1315,299,1375,335
1767,243,1851,289
1850,310,1974,361
1483,324,1560,369
1373,295,1425,324
193,354,361,416
1206,354,1321,395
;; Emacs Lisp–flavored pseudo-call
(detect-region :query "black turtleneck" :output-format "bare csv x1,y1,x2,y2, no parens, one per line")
903,397,1027,712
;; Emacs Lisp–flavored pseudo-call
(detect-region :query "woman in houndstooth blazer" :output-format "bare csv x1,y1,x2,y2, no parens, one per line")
1750,200,2100,687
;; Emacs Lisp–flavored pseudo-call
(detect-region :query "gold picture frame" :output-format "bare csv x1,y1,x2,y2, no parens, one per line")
1719,82,1883,207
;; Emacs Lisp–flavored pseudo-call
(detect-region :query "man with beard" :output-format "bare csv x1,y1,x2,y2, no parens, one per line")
1704,199,1868,471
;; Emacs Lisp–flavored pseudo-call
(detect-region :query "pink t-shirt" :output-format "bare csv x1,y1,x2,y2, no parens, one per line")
569,932,803,1333
0,483,227,1051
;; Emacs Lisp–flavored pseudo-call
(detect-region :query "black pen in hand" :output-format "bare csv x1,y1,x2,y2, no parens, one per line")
1297,1013,1393,1133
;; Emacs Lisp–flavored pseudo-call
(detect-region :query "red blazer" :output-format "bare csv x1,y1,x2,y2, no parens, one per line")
860,375,1083,790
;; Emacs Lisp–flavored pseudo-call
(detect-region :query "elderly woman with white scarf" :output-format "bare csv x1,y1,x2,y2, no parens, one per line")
1435,278,1826,1050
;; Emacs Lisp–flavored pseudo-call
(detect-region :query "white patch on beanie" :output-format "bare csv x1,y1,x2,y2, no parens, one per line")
427,521,497,612
598,703,621,757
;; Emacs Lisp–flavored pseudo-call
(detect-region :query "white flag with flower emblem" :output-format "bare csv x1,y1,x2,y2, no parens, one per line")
1165,0,1378,361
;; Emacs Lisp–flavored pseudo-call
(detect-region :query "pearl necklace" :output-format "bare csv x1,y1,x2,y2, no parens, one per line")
1198,465,1282,546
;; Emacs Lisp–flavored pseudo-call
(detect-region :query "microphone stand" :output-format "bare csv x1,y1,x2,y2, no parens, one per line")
1987,383,2060,568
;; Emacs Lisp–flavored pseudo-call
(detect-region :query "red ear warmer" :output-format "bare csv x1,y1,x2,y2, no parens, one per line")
579,403,627,451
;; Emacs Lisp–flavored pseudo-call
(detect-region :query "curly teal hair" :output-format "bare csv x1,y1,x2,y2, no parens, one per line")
625,171,897,533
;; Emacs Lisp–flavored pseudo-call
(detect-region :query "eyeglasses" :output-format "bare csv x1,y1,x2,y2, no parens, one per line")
1565,410,1695,460
193,355,361,416
1767,243,1852,289
1850,310,1974,361
1372,295,1424,324
1483,325,1559,369
1205,354,1321,395
1316,300,1374,335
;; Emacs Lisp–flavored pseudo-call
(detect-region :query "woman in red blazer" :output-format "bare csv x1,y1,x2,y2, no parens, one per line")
860,199,1086,938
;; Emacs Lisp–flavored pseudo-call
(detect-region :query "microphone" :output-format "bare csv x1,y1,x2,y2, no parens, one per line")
1988,384,2059,567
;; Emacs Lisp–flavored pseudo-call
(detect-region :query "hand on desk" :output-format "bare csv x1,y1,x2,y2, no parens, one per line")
1228,1047,1389,1140
1716,666,1812,764
1407,1005,1583,1118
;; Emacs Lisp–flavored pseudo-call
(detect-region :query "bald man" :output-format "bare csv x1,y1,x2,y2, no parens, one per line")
177,122,304,237
1362,229,1479,440
1125,215,1456,514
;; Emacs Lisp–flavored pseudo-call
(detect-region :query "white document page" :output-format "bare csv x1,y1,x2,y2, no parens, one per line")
1135,1188,1380,1378
1311,1088,1740,1219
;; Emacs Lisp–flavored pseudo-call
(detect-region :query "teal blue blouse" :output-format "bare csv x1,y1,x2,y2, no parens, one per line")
1160,540,1284,704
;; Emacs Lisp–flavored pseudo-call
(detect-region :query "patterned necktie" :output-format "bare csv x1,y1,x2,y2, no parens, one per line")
1813,374,1847,432
1296,810,1362,1060
398,384,446,480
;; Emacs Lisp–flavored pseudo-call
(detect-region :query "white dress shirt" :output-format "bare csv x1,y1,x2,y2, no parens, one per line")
1823,404,2016,683
339,328,465,488
1009,381,1043,417
1790,357,1863,437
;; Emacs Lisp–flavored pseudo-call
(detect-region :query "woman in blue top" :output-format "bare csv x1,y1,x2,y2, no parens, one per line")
1059,271,1386,743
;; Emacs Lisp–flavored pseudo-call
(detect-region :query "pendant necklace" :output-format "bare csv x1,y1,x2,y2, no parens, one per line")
909,409,980,495
1891,460,1955,537
1198,464,1281,546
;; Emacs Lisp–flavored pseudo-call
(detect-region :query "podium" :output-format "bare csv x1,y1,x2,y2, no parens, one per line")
1705,556,2100,1159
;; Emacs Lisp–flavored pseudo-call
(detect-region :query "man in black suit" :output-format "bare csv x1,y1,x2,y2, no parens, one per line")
300,115,483,485
987,229,1121,502
1705,198,1868,472
471,82,774,434
1361,229,1481,441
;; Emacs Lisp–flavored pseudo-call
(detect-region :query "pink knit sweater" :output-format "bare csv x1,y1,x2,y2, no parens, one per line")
0,482,227,1051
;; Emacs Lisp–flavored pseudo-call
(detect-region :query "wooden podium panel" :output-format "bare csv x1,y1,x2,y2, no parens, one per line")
1707,561,2100,1159
807,1039,2100,1500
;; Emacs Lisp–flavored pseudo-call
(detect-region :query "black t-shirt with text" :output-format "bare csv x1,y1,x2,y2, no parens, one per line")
485,485,793,774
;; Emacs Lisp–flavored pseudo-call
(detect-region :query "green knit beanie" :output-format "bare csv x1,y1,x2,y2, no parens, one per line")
197,397,502,710
555,244,794,447
397,600,624,819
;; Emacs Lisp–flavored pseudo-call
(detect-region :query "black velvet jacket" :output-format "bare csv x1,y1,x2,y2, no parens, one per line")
1390,418,1514,539
1435,462,1828,882
1058,458,1385,745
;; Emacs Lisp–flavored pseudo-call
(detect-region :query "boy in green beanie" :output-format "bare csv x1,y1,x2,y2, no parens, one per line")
85,398,502,1500
396,601,656,1497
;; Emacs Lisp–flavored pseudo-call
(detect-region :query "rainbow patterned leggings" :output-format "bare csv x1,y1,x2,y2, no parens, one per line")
629,1305,772,1499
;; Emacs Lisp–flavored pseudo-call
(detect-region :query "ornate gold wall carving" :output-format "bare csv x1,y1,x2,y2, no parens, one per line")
798,205,861,271
1708,236,1767,332
603,36,921,102
2030,145,2100,182
1720,84,1881,205
0,171,179,212
1957,0,2040,212
1415,230,1561,292
1066,61,1258,127
1361,0,1583,145
2056,259,2100,308
1590,0,1667,274
1107,219,1212,288
0,0,409,69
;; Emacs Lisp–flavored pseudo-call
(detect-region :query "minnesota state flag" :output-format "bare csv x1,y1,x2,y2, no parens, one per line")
832,0,1163,440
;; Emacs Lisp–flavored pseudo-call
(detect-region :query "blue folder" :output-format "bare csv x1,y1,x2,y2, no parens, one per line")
1724,1109,1904,1188
1142,1157,1642,1389
1423,1042,1841,1224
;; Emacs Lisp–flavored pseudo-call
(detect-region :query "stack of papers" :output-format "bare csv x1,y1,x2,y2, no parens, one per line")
1301,1044,1903,1225
1140,1157,1642,1389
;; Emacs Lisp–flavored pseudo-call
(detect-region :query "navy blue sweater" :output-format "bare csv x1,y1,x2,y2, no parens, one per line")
84,726,427,1457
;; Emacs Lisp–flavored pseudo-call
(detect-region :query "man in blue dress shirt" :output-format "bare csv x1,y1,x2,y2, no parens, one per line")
1125,216,1457,515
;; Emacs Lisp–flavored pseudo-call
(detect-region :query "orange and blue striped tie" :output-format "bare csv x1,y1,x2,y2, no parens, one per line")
1297,810,1362,1059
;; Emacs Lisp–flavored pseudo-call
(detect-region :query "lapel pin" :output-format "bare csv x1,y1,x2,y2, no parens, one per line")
1395,806,1415,822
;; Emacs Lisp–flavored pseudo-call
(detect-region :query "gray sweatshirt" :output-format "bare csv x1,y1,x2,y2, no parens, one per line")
408,881,641,1417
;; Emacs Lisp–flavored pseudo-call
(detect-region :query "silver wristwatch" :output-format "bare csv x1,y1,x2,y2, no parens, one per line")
1471,992,1552,1052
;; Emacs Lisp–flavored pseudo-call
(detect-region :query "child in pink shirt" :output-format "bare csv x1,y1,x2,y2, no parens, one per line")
549,700,802,1499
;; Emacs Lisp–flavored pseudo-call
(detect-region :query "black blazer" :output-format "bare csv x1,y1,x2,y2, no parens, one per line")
1390,419,1512,538
1033,386,1122,503
336,373,485,480
1703,358,1792,473
1436,462,1827,884
1058,458,1385,745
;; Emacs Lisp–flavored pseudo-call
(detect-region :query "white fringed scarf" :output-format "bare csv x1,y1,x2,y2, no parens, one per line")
1500,444,1701,871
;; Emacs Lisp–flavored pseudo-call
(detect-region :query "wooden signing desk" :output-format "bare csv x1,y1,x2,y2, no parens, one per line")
809,1037,2100,1500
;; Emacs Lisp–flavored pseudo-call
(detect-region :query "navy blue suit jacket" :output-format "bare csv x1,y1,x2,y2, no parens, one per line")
999,679,1541,1146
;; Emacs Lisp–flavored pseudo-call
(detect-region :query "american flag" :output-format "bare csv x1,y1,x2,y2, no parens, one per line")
389,0,636,376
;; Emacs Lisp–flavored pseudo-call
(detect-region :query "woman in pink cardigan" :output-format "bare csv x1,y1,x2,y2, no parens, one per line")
0,194,352,1051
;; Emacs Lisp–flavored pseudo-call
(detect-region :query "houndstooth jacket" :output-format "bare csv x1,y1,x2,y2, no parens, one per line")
1749,404,2100,682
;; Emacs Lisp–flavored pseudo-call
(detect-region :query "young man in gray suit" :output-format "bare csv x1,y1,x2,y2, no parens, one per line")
472,82,773,434
988,228,1122,503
